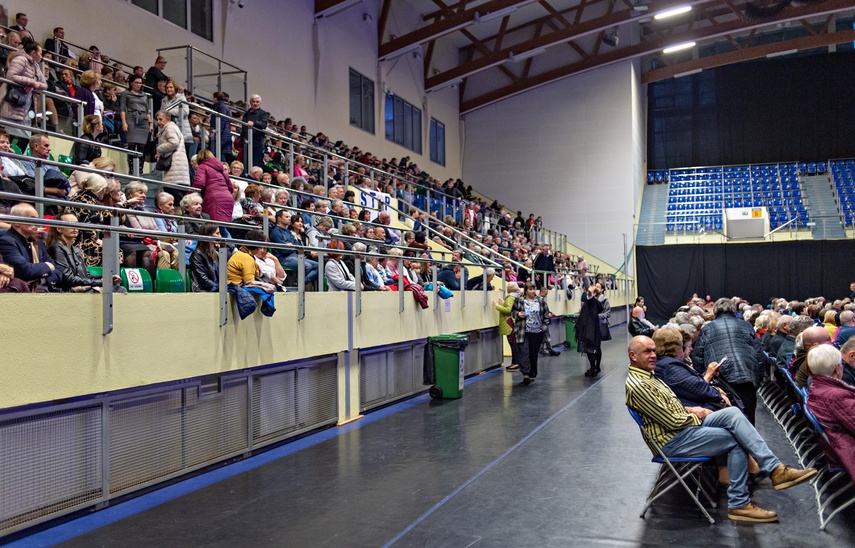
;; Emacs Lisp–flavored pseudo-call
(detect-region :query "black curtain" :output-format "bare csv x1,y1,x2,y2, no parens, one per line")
648,51,855,170
637,241,855,325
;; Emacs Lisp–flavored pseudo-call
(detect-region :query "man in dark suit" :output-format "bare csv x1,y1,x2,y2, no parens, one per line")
44,27,70,59
242,94,268,170
531,245,554,289
10,12,28,32
0,203,63,291
144,56,169,91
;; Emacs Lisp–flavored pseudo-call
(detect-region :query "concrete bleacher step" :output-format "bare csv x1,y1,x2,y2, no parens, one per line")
800,174,846,239
636,183,668,246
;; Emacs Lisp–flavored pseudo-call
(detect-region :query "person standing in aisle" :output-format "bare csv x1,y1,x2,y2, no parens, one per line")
512,282,552,385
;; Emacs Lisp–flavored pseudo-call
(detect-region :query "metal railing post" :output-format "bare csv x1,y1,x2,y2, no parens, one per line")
431,263,439,309
186,46,194,97
460,270,466,309
323,154,329,193
482,269,489,307
176,224,186,279
354,257,362,316
288,142,294,176
101,218,117,336
317,250,325,292
262,210,269,238
39,92,47,131
76,103,84,137
218,245,228,326
214,110,222,161
246,128,253,172
398,265,405,313
34,163,44,218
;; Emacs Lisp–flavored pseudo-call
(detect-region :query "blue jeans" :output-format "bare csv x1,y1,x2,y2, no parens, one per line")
660,407,781,508
283,254,318,284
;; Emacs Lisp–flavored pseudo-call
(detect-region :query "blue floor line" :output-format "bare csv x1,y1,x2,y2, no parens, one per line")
9,368,503,548
382,367,618,548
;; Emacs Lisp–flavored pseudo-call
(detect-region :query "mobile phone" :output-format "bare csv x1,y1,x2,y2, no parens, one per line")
718,356,729,366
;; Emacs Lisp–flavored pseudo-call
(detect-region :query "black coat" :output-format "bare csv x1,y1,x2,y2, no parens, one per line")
47,241,99,289
70,134,102,165
189,248,218,292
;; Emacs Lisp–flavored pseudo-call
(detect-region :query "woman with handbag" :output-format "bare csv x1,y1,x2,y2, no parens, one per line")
577,281,611,377
0,42,46,144
494,282,522,371
154,109,190,201
119,75,152,170
161,80,195,159
511,281,551,385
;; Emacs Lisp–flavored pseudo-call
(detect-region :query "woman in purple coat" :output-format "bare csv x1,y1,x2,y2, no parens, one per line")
192,149,236,238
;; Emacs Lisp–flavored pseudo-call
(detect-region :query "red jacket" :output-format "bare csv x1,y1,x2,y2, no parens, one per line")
808,375,855,480
192,157,235,223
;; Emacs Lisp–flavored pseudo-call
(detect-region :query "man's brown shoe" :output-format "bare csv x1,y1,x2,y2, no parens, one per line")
770,464,818,490
727,501,779,523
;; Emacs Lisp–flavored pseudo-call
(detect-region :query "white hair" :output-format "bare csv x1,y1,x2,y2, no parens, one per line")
808,344,841,377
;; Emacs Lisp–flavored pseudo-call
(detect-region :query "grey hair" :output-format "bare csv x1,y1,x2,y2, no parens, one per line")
808,344,840,377
352,242,367,252
180,192,203,210
485,267,495,277
840,310,854,325
124,180,148,196
789,315,814,338
713,298,737,317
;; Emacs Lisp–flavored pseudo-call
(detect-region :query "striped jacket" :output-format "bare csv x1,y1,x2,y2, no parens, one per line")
626,365,701,454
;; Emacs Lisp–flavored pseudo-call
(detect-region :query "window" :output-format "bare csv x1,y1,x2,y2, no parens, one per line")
130,0,213,41
385,93,422,154
349,69,375,134
429,118,445,166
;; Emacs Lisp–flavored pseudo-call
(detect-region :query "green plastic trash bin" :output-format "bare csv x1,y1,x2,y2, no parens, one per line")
564,314,579,349
426,334,469,399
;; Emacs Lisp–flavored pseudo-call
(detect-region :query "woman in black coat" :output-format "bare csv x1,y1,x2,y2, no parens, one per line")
46,212,126,292
577,281,611,377
189,223,220,292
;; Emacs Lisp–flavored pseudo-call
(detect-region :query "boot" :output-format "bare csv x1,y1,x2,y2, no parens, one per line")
770,464,817,490
728,501,778,523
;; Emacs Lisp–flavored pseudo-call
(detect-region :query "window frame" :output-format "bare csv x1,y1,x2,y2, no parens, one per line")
129,0,213,42
429,118,445,166
384,93,422,155
348,68,375,135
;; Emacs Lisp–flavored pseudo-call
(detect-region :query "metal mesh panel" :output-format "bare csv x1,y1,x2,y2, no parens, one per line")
481,329,502,368
360,351,388,408
412,343,426,389
184,377,249,468
252,358,337,444
463,330,483,375
391,347,415,397
109,390,183,494
0,406,102,532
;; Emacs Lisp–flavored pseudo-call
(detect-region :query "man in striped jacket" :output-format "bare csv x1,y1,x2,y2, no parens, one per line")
626,335,816,523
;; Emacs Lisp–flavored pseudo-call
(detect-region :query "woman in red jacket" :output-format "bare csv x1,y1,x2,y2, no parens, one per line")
192,149,236,238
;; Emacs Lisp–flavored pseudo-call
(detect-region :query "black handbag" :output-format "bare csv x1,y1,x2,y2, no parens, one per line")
142,132,158,163
155,151,173,171
5,85,28,108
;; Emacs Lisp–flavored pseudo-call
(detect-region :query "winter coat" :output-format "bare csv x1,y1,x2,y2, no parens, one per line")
192,157,235,222
692,312,766,387
156,121,190,186
0,53,46,122
161,95,193,144
807,375,855,481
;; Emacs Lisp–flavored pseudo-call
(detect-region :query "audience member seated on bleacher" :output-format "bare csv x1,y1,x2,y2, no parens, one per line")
61,174,128,267
436,261,462,291
254,246,286,290
46,212,126,293
268,214,319,285
769,315,790,356
0,251,29,292
188,223,220,292
836,310,855,348
154,110,190,197
627,335,817,523
237,183,264,229
325,239,358,292
70,114,103,165
149,192,181,271
806,344,855,481
305,216,333,248
776,315,813,372
17,133,70,199
629,306,656,337
791,326,833,389
119,180,155,279
0,41,46,142
0,203,63,291
191,149,235,238
226,229,273,292
179,192,209,234
840,339,855,387
465,267,495,291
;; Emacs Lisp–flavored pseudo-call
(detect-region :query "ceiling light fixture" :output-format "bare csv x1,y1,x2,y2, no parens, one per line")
766,49,798,58
474,6,518,24
654,5,692,20
663,41,695,54
508,47,547,63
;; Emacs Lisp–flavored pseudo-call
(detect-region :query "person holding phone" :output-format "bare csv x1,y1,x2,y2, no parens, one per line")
577,281,611,377
511,281,552,385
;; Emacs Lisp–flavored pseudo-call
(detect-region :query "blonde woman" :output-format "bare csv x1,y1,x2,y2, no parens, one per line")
494,282,521,370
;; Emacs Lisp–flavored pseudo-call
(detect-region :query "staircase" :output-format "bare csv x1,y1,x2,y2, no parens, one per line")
636,183,669,246
800,174,847,239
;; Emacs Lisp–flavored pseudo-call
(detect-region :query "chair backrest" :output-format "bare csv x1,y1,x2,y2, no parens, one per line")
120,267,153,292
627,406,644,427
154,268,185,293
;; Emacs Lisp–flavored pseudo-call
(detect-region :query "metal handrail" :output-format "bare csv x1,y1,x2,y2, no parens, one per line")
0,115,139,158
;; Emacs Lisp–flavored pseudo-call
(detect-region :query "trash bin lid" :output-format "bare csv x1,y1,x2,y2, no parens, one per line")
428,334,469,342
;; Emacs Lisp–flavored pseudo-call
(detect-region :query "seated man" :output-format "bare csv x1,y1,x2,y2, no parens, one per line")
791,326,832,389
465,267,495,290
626,335,816,523
839,338,855,386
806,344,855,481
437,262,462,290
0,251,29,292
629,306,656,337
0,203,63,291
835,310,855,349
18,133,71,199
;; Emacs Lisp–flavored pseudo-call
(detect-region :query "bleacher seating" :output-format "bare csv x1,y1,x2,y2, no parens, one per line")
830,160,855,227
655,163,812,232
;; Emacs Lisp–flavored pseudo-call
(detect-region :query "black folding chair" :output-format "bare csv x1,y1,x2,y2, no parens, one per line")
627,406,717,524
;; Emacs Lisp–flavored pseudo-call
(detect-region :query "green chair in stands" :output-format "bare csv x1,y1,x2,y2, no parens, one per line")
154,268,185,293
57,154,74,177
87,266,103,277
10,143,21,154
120,267,152,293
185,270,193,292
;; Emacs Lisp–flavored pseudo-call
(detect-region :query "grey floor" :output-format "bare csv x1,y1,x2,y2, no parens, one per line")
46,330,855,547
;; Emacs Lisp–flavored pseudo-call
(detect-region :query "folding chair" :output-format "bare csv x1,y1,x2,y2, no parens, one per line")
627,406,717,524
